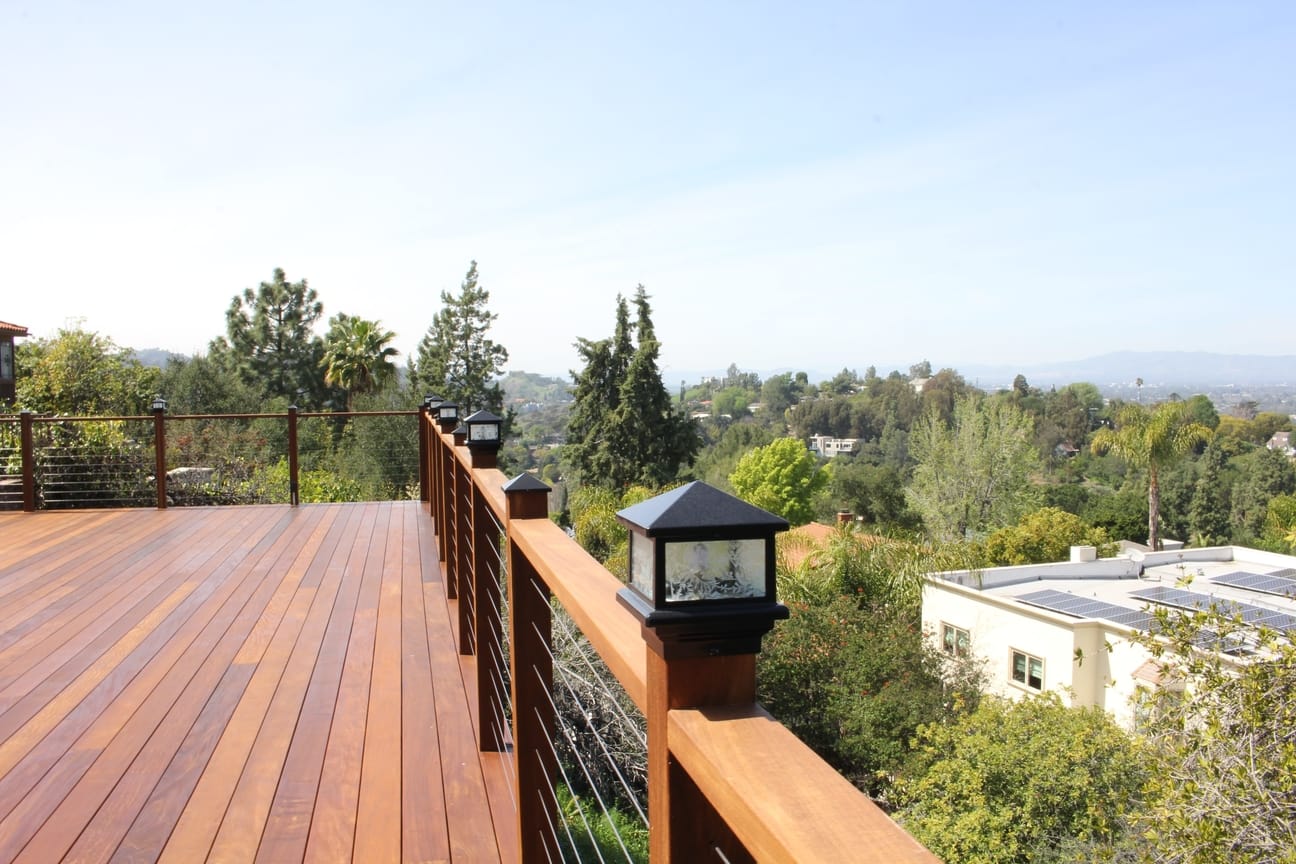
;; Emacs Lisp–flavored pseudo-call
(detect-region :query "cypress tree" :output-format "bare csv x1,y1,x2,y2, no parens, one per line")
566,287,699,488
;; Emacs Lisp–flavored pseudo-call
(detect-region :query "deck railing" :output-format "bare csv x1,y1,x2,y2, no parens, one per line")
422,412,939,862
0,408,419,510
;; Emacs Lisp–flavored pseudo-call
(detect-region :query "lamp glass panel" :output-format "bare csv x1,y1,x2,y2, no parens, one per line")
663,538,765,603
630,531,655,600
469,423,499,441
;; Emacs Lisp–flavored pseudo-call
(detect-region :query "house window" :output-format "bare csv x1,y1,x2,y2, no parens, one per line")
941,623,970,658
1011,650,1044,691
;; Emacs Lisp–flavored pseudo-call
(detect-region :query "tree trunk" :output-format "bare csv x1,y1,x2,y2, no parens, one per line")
1148,465,1161,551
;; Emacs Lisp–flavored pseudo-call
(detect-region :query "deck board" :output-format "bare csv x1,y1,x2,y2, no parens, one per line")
0,503,513,864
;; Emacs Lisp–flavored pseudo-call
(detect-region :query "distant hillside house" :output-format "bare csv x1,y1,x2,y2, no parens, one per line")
1053,441,1081,459
807,434,858,458
0,320,28,403
1268,430,1294,457
923,545,1296,728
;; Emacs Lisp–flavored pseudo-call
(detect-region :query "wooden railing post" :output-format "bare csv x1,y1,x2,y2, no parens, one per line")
153,403,167,509
503,474,557,863
452,429,474,656
287,405,299,506
19,410,34,512
418,404,429,504
647,652,758,862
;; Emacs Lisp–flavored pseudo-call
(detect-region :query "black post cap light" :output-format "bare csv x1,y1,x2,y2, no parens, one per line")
463,410,503,451
151,395,168,412
436,401,459,431
615,481,790,658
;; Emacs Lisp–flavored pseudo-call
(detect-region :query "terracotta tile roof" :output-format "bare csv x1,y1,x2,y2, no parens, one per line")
778,522,885,571
0,321,29,337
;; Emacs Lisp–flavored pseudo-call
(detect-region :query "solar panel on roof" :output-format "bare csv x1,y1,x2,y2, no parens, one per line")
1129,586,1296,634
1270,568,1296,579
1211,571,1296,600
1017,589,1153,631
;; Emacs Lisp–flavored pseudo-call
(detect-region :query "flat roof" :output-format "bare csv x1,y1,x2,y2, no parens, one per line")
931,548,1296,634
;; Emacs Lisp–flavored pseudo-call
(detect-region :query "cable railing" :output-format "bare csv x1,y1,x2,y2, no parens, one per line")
424,411,941,863
0,408,421,510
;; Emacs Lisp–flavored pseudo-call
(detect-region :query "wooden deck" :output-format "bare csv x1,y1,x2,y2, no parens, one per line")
0,502,516,863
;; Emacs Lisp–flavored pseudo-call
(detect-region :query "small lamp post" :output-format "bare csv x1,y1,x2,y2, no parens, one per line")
436,401,459,433
463,409,503,469
616,481,789,658
151,395,168,509
425,393,444,412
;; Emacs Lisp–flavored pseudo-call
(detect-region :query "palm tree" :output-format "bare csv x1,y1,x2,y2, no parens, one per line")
1090,401,1212,550
321,314,399,410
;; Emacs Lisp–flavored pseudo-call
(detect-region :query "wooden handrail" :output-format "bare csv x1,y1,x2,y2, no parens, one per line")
508,518,648,711
670,705,941,863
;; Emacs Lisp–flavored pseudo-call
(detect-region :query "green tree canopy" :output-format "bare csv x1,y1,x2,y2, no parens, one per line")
16,327,159,415
729,436,828,526
213,267,328,406
982,506,1114,565
1090,401,1212,550
895,694,1145,864
321,314,398,410
1231,446,1296,540
758,596,980,796
411,261,509,414
906,395,1042,541
157,353,261,415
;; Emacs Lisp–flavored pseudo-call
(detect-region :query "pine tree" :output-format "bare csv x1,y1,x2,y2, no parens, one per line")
214,268,329,406
566,287,699,489
412,261,509,414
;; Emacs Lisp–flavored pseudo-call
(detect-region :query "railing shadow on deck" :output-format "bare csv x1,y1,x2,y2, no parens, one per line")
422,411,940,863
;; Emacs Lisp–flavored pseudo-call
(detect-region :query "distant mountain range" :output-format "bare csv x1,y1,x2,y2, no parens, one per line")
139,348,1293,392
674,352,1296,392
955,352,1295,390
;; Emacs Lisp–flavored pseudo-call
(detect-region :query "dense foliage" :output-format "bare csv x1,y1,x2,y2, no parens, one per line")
894,695,1145,864
16,328,159,415
758,595,981,796
729,436,828,525
982,507,1115,566
1131,606,1296,863
907,395,1042,540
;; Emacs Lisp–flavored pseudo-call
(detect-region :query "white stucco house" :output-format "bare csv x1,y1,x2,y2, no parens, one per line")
923,545,1296,727
807,434,858,458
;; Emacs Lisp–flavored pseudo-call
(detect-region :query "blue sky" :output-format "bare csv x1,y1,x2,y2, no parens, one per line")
2,2,1292,379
